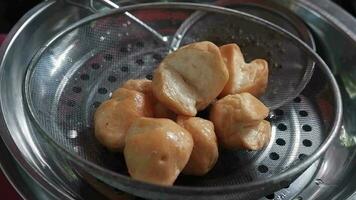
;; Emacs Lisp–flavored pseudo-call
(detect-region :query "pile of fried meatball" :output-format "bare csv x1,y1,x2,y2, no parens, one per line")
94,41,271,186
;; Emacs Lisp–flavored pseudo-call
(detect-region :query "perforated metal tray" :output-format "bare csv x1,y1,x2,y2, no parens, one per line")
1,0,355,200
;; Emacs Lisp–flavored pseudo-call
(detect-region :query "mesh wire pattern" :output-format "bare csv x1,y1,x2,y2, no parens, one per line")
24,3,342,200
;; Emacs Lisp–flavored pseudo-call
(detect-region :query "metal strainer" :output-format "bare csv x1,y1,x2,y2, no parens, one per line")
24,2,342,200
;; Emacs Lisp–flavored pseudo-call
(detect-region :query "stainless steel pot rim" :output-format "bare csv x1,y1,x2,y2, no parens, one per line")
23,2,342,195
0,1,78,199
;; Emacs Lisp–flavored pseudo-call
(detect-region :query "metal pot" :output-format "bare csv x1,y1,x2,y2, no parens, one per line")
1,0,356,199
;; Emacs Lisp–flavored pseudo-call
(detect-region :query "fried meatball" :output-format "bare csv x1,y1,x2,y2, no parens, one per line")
121,79,153,96
219,43,268,97
121,79,176,119
94,88,153,152
177,116,218,175
210,93,270,150
152,41,229,116
217,120,271,150
124,117,193,186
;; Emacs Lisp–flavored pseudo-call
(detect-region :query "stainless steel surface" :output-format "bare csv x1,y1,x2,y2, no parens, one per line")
280,1,356,199
66,0,316,110
96,0,168,43
22,2,342,199
66,0,168,43
169,11,315,110
0,0,355,200
0,1,98,199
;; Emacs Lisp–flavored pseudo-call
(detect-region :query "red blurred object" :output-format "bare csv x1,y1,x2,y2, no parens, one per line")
0,172,22,200
0,34,5,45
0,34,22,200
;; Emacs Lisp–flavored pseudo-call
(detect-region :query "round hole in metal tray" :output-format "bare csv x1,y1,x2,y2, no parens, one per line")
277,123,287,131
107,76,117,83
265,193,275,199
145,74,153,80
258,165,269,173
298,154,308,160
136,59,144,66
72,86,82,93
269,152,280,160
91,63,101,70
274,109,284,116
276,138,286,146
302,124,312,132
104,54,113,61
299,110,308,117
294,97,302,103
120,66,129,72
98,88,108,95
303,140,313,147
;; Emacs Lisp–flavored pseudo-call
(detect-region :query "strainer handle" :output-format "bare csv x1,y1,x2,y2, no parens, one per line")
65,0,168,44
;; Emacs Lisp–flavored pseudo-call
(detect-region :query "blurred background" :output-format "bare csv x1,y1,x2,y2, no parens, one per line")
0,0,41,33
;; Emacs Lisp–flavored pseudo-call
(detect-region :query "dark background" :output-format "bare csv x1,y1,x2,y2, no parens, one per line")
335,0,356,15
0,0,41,33
0,0,355,33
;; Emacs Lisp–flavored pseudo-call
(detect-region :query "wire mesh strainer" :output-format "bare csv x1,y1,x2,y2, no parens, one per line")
24,2,342,200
